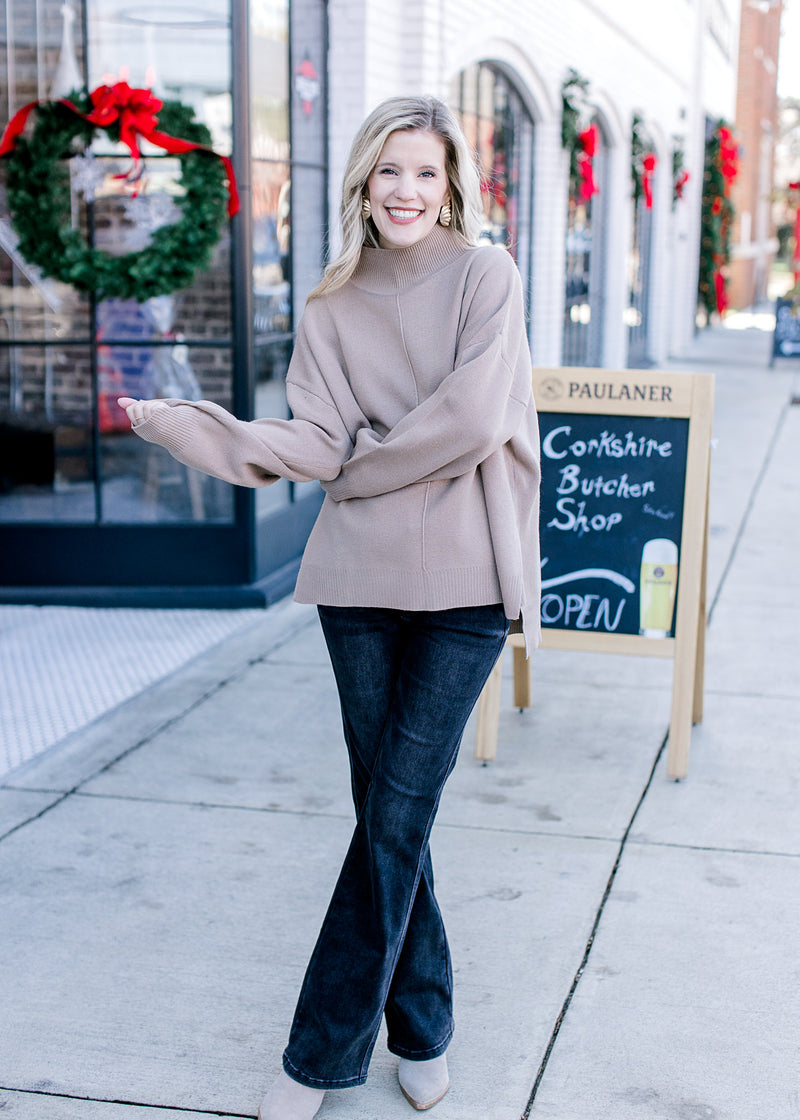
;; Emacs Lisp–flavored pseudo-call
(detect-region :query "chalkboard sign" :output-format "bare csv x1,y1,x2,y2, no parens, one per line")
540,413,689,638
475,367,714,780
771,297,800,365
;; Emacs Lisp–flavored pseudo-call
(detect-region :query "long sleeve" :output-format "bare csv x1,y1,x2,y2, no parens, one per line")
129,302,366,487
323,250,531,503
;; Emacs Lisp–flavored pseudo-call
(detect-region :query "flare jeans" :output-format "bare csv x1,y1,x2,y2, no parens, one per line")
282,603,509,1090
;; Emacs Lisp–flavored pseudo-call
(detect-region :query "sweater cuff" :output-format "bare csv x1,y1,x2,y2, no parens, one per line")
323,476,351,502
132,404,199,460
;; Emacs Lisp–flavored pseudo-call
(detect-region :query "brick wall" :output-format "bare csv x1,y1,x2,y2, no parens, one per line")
729,0,783,309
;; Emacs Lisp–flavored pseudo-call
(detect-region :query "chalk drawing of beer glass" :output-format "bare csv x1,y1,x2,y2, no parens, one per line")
639,538,678,638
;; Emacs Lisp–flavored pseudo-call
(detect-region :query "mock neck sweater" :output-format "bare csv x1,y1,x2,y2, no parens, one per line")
131,225,542,650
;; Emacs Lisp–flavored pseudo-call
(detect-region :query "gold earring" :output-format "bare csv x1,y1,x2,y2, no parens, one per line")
361,195,371,219
438,200,452,227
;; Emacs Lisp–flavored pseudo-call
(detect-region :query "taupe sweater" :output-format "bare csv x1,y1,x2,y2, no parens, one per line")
131,225,542,650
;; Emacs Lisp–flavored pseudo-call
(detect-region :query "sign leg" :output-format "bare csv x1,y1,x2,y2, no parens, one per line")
693,480,710,725
474,649,504,762
512,638,531,710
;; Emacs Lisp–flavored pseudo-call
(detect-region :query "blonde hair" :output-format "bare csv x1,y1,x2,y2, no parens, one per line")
309,95,483,299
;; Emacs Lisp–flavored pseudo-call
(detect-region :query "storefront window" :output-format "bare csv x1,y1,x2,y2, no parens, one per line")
449,63,535,328
0,0,328,591
0,0,235,525
0,344,95,521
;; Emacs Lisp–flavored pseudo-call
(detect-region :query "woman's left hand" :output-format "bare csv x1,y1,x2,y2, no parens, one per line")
118,397,169,425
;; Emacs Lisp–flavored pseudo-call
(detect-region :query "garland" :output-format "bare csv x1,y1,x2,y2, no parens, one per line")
631,113,657,209
0,83,238,302
561,69,599,201
776,180,800,297
698,120,739,315
672,143,690,208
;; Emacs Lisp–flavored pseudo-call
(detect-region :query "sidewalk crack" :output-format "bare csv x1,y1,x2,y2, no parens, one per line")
521,728,669,1118
707,400,790,624
0,1084,254,1116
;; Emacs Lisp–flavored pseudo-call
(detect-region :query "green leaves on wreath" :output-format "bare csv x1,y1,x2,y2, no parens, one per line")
2,92,230,302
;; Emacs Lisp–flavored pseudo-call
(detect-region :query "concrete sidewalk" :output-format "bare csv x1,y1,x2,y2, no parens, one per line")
1,321,798,1120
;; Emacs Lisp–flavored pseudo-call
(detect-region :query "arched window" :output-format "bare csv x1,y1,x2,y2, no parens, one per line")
562,116,610,367
449,63,535,333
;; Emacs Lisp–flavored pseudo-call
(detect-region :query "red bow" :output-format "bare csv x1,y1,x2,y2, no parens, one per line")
642,152,657,209
82,82,163,162
714,268,728,315
579,123,598,159
577,124,599,201
674,168,690,200
717,127,738,195
0,82,239,217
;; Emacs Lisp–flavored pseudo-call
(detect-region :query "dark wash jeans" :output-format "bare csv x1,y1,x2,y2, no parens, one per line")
282,603,509,1090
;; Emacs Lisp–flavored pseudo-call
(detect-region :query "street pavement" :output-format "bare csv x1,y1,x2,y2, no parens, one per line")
0,318,798,1120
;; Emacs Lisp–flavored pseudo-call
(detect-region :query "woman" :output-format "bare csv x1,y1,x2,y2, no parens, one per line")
120,95,541,1120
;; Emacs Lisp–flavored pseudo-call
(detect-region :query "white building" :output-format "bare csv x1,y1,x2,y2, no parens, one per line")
326,0,741,368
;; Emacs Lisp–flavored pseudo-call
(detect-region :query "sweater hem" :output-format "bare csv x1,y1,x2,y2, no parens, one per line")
294,564,504,612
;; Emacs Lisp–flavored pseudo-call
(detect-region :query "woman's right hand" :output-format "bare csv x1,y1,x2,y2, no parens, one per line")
118,397,169,426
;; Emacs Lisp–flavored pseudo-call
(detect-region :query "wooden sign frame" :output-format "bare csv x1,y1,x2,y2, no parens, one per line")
475,367,714,780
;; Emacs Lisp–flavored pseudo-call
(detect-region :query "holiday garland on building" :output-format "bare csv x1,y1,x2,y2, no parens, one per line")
631,113,657,208
777,180,800,299
0,82,239,303
561,68,599,201
698,120,739,315
672,143,690,208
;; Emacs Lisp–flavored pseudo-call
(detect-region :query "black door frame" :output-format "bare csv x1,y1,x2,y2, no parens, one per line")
0,0,326,604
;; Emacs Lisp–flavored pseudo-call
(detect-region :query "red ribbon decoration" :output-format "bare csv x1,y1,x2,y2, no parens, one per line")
642,152,657,209
0,81,239,217
714,268,728,315
577,124,599,201
717,126,739,196
785,182,800,286
674,168,689,201
0,99,42,156
81,82,162,162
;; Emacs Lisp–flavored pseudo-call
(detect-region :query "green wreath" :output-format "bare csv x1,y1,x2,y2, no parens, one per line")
2,92,230,302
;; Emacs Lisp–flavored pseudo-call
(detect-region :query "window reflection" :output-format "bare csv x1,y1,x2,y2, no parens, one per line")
0,345,96,522
253,160,292,331
251,0,290,158
251,0,292,404
449,63,534,326
251,0,327,540
0,0,236,525
1,0,329,544
87,0,232,155
101,343,234,523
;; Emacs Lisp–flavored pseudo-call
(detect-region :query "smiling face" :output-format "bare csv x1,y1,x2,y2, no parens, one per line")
365,129,450,250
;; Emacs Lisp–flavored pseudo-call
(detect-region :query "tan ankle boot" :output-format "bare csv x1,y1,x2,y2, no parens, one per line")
258,1069,325,1120
398,1054,450,1110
